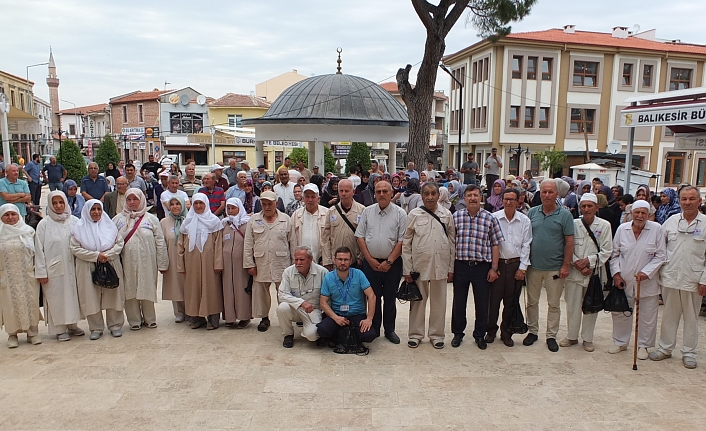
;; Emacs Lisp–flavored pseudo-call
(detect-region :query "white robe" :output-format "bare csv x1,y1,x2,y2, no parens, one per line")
34,215,83,329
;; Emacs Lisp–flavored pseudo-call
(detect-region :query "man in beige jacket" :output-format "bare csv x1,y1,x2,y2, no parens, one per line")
322,179,364,269
402,182,455,349
291,184,327,263
244,191,296,332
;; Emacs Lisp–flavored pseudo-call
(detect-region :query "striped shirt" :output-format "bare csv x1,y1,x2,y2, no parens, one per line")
453,208,504,262
198,186,225,213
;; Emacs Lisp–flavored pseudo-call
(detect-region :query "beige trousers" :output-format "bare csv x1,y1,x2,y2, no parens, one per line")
253,281,279,318
9,326,38,337
172,301,185,319
86,309,124,332
276,303,322,341
526,268,565,339
124,299,157,327
611,294,658,348
657,287,702,359
408,279,447,343
564,280,601,343
49,322,82,336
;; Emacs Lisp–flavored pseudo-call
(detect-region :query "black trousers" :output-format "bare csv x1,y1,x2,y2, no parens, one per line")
363,257,402,337
317,314,376,343
29,181,41,206
485,174,499,188
452,260,491,339
488,260,523,340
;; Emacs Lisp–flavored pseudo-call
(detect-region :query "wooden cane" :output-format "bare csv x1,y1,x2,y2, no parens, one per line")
632,276,641,371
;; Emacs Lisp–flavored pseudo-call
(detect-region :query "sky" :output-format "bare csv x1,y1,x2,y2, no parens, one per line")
2,0,706,109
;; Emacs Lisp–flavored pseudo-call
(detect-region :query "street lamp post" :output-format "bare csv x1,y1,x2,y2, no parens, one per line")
439,63,463,172
507,143,531,177
123,135,129,163
26,62,49,156
210,122,216,165
0,94,11,164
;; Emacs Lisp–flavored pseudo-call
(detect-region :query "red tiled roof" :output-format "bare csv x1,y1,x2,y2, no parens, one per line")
58,103,108,115
209,93,271,108
379,82,448,100
110,90,168,104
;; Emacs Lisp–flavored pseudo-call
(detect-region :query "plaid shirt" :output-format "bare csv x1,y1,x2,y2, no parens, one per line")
453,208,504,262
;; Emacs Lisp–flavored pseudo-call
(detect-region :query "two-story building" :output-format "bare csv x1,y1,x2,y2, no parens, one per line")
109,89,167,163
442,25,706,187
0,69,40,160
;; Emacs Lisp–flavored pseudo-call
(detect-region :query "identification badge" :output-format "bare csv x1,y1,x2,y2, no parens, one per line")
330,215,337,222
142,222,151,229
224,233,231,240
356,215,361,224
695,228,702,237
339,304,349,312
170,227,175,233
291,290,297,297
594,229,602,237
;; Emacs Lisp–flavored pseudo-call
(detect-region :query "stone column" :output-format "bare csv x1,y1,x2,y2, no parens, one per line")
308,141,316,170
255,140,265,170
388,141,397,173
314,140,325,172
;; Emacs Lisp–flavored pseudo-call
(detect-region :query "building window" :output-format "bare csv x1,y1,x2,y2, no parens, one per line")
121,105,128,123
642,64,653,88
228,114,235,128
452,67,465,88
530,156,540,176
622,63,633,86
524,107,535,128
10,90,15,107
573,61,599,87
664,152,685,185
539,107,550,129
137,104,144,123
542,58,552,80
472,62,478,83
512,56,522,79
509,106,519,128
69,124,76,135
570,108,596,134
669,68,692,91
527,57,537,80
696,159,706,186
235,114,243,128
483,58,489,81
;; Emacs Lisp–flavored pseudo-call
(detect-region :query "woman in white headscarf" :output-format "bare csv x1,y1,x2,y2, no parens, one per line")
113,188,168,330
34,191,84,341
70,200,125,340
438,186,455,213
177,193,224,330
0,204,42,348
222,197,253,328
160,195,187,323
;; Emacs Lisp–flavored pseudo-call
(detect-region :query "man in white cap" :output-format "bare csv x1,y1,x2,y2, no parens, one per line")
610,199,665,358
291,183,327,262
210,163,230,191
560,193,612,352
651,186,706,368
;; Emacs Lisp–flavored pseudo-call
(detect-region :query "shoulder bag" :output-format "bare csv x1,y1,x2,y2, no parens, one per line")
581,218,605,314
419,206,447,236
123,215,144,245
335,204,357,233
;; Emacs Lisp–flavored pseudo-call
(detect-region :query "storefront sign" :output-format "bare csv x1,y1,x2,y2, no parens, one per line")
170,113,203,134
674,133,706,150
621,102,706,127
121,127,144,135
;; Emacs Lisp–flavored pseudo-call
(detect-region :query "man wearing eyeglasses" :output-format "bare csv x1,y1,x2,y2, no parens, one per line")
651,186,706,369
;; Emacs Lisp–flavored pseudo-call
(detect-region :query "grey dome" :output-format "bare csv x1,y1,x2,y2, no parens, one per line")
243,74,409,127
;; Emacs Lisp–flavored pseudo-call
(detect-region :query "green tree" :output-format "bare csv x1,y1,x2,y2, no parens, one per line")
323,146,336,174
288,147,308,165
346,142,371,174
94,134,121,172
57,139,87,182
396,0,535,169
532,148,566,178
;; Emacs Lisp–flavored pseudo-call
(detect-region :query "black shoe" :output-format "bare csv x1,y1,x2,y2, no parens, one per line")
484,334,495,344
257,318,270,332
523,333,538,346
316,337,328,347
385,332,400,344
283,335,294,348
474,337,487,350
451,335,463,348
546,338,559,352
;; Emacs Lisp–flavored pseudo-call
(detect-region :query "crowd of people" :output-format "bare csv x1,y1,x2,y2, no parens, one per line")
0,152,705,368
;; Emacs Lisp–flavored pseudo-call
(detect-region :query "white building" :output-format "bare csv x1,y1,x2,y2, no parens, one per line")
33,96,53,154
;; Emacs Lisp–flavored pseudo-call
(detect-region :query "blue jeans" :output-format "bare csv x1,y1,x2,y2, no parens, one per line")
48,182,63,192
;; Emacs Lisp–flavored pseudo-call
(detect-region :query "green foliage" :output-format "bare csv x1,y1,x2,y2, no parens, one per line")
323,146,336,174
467,0,537,41
288,148,308,165
532,149,566,177
94,134,121,172
346,142,371,174
57,139,87,182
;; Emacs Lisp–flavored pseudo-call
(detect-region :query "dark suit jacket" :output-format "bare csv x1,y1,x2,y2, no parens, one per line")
103,191,119,219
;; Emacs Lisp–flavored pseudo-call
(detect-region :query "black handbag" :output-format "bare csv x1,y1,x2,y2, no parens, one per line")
397,272,423,303
245,275,253,294
335,325,369,355
582,269,605,314
92,261,120,289
603,285,633,316
509,295,528,334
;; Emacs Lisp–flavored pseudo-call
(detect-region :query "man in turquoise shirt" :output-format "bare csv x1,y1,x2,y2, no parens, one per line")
0,164,31,216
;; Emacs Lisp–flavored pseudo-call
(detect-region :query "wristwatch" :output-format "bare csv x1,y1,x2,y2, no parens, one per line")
385,259,393,265
492,267,500,273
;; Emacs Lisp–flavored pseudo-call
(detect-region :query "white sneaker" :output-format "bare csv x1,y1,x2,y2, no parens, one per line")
637,347,649,360
28,335,42,345
7,335,19,349
57,333,71,342
608,345,627,354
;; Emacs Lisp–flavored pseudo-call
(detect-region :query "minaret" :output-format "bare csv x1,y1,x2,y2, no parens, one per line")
46,48,60,130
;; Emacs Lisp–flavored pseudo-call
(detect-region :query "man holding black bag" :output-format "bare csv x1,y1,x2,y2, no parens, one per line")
560,193,612,352
322,179,364,270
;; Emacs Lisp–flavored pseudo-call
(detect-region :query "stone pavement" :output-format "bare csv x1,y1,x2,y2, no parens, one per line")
1,280,706,430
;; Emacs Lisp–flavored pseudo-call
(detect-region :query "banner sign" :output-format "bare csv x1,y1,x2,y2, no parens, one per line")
621,102,706,127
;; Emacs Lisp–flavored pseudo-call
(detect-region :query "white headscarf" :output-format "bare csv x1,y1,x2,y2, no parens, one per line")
71,199,119,252
119,188,147,234
180,193,223,252
0,204,35,252
438,186,452,210
224,197,250,228
46,190,71,222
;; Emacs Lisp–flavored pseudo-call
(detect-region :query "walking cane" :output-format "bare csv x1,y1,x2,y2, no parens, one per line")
632,276,641,371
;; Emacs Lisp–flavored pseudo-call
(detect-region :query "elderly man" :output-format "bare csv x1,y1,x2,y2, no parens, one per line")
484,148,503,187
81,162,110,201
179,164,202,197
403,182,455,349
524,179,574,352
225,171,248,201
322,179,365,269
317,246,376,353
160,175,190,214
651,186,706,368
244,191,295,332
560,193,612,352
198,173,225,216
0,164,31,216
451,185,503,349
42,155,67,192
405,162,419,180
355,180,407,343
489,187,532,347
274,167,295,208
611,200,665,358
291,183,327,262
104,176,130,218
296,159,312,182
240,160,252,174
223,158,241,186
124,163,147,192
209,164,229,191
277,246,329,348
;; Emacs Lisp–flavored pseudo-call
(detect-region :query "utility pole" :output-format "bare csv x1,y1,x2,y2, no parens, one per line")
1,94,11,164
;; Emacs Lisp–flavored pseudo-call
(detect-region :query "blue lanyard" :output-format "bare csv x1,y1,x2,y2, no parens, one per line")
335,275,353,303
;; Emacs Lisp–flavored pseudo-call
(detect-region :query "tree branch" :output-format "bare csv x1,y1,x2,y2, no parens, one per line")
443,0,471,38
396,64,415,104
411,0,436,29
